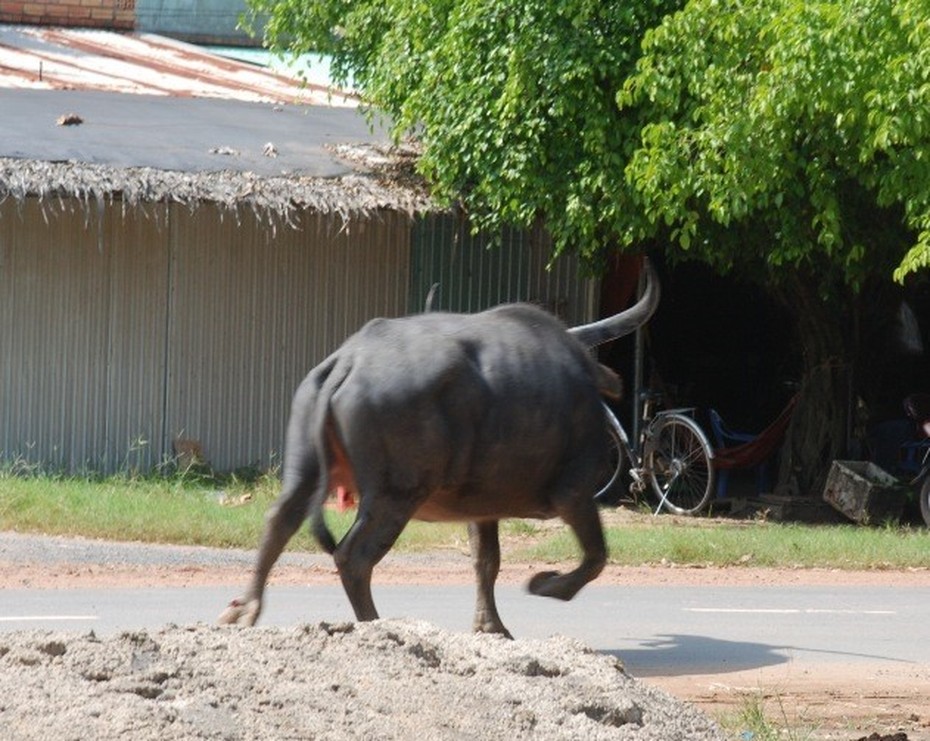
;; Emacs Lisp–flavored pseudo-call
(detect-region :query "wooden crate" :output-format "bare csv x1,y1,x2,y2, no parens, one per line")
822,460,907,524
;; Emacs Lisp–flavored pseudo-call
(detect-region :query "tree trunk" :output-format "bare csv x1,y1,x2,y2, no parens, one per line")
773,275,851,499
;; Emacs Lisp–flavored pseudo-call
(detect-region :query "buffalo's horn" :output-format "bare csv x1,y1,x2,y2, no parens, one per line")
568,259,660,348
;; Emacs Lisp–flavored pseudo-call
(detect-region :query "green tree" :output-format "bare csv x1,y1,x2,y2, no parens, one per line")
247,0,930,498
620,0,930,496
246,0,683,260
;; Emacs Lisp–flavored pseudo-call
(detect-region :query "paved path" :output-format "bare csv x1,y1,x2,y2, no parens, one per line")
1,580,925,680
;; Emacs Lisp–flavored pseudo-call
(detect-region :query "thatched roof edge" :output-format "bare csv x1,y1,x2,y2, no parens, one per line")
0,148,437,222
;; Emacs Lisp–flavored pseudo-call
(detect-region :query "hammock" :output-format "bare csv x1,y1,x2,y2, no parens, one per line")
713,395,799,470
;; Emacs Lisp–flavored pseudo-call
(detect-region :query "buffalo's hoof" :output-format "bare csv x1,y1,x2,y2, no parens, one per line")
527,570,576,601
217,597,261,627
472,618,513,640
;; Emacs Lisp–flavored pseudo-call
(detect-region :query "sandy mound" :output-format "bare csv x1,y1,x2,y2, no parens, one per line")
0,620,723,740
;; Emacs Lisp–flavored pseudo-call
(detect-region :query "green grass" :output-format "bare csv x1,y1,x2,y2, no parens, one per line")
0,470,469,553
1,470,930,569
515,518,930,569
716,693,817,741
0,473,272,548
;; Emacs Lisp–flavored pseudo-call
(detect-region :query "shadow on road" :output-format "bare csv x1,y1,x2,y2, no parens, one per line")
609,633,915,678
607,633,788,677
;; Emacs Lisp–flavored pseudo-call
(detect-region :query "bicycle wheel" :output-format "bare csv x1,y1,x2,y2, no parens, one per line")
920,476,930,528
594,417,626,504
644,413,715,515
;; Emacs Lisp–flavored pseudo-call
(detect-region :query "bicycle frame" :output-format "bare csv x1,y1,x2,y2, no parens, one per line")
601,400,715,515
602,402,637,464
601,401,656,508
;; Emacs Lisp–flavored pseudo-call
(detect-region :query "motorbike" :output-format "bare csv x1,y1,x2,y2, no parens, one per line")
902,393,930,527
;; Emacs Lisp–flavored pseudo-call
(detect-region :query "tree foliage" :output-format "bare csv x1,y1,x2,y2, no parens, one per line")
248,0,930,286
620,0,930,287
615,0,930,495
246,0,682,266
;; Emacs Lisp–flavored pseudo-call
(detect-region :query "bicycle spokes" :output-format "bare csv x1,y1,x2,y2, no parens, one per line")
646,414,714,516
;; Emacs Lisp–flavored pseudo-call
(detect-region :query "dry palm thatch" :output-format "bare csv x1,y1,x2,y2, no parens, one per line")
0,144,435,227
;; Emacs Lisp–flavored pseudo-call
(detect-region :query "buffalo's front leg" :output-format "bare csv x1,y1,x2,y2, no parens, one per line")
527,496,606,601
468,520,512,638
218,478,313,626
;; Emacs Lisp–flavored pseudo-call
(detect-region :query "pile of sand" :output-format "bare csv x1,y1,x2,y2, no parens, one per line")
0,619,723,740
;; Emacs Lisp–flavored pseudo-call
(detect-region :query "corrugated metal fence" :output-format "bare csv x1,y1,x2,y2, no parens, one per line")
0,198,596,474
410,213,596,321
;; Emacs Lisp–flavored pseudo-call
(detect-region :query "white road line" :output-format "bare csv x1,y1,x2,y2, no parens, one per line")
684,608,896,615
0,615,99,622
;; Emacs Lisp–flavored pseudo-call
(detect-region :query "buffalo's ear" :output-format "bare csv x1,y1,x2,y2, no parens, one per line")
594,363,622,400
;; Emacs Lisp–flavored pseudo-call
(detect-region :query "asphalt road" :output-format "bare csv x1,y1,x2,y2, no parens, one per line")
1,580,925,679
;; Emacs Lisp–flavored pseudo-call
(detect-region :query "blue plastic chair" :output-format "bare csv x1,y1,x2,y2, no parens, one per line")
708,409,773,498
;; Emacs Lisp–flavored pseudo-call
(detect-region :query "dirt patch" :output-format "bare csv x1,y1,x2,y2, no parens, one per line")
3,552,929,591
654,665,930,740
0,620,723,740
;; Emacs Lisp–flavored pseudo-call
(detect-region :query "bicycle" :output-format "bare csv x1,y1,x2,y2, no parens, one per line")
595,392,716,516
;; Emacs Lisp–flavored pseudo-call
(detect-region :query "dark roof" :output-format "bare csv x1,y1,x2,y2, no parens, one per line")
0,26,433,217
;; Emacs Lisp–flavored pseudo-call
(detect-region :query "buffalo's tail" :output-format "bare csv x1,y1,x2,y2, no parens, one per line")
310,500,337,555
303,354,353,556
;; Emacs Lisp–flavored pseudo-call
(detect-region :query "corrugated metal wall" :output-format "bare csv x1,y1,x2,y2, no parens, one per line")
0,198,595,474
165,207,410,472
101,203,171,472
0,200,170,472
410,213,596,324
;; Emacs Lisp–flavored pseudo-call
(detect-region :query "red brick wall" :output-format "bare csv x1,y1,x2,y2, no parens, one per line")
0,0,136,30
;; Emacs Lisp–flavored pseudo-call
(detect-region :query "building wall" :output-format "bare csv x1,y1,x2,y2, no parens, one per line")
135,0,254,45
0,198,596,474
0,200,164,471
411,213,596,323
0,0,251,43
164,206,411,473
0,0,135,30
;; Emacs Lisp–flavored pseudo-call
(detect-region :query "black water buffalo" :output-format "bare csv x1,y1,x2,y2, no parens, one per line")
220,261,659,637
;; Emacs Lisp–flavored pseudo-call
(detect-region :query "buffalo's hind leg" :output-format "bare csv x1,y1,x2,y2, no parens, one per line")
527,495,606,601
468,520,512,638
218,474,316,626
333,491,422,622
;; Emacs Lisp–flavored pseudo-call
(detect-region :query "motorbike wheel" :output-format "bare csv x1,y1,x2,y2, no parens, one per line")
921,477,930,528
